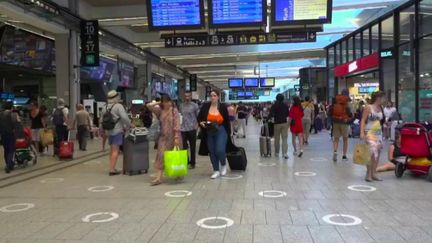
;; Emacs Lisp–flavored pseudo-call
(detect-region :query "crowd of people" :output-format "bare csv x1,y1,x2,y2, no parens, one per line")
0,88,408,185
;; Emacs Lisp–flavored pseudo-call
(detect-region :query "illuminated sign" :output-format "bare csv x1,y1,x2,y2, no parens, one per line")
348,61,358,73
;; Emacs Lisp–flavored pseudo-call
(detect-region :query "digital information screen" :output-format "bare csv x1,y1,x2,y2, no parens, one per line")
260,78,275,87
210,0,264,26
148,0,202,29
244,78,259,88
229,78,244,88
237,91,246,97
274,0,329,23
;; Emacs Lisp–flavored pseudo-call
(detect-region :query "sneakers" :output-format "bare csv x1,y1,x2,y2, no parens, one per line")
342,156,348,162
220,165,227,176
211,171,220,179
188,164,196,169
283,154,289,159
298,150,303,158
333,152,338,162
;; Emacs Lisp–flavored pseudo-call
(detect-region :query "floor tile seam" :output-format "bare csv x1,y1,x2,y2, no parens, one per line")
390,225,424,243
29,221,76,240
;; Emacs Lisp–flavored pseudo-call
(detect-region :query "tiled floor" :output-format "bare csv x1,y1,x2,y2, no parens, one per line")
1,120,432,243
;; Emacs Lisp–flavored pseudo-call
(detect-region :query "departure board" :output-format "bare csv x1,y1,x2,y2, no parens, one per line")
273,0,330,24
210,0,265,26
147,0,203,29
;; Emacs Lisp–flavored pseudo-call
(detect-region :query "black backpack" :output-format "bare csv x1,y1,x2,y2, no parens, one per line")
140,109,153,128
52,108,65,126
0,111,15,136
102,104,118,130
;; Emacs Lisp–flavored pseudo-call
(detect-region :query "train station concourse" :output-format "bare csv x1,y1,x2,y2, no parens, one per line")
0,0,432,242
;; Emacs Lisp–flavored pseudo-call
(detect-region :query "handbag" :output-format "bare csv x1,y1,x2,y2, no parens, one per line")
353,143,371,165
147,117,160,142
40,129,54,146
164,146,188,177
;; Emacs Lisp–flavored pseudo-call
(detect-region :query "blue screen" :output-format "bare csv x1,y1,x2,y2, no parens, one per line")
150,0,202,27
211,0,263,25
229,78,244,88
244,78,259,87
245,91,254,97
260,78,275,87
238,91,245,97
274,0,328,22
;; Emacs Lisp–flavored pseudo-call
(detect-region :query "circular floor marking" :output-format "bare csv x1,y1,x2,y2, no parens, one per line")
40,178,64,184
0,203,35,213
196,216,234,229
310,157,328,162
322,214,362,226
258,162,277,167
221,174,243,180
82,212,119,223
164,190,192,198
88,186,115,192
347,185,377,192
294,172,317,177
258,190,287,198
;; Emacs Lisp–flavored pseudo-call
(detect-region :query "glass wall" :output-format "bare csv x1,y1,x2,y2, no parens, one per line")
363,28,371,56
420,0,432,36
342,40,347,63
328,46,335,68
371,24,380,53
398,43,416,122
399,5,416,44
335,43,341,66
355,33,362,59
348,37,354,61
381,16,394,49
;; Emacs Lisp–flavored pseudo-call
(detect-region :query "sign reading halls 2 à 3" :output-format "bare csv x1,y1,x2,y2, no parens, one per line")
80,20,100,67
164,31,316,48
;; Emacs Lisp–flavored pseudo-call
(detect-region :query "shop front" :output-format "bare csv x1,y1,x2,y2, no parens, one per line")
334,53,380,101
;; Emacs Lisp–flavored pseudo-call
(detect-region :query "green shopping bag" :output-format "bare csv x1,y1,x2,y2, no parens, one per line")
164,146,188,177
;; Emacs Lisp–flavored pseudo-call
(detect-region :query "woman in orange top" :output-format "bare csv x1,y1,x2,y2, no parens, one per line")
198,90,237,179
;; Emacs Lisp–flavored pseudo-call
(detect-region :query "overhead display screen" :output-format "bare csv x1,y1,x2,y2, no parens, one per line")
272,0,331,25
209,0,265,26
260,77,275,87
228,78,244,88
147,0,204,30
244,78,259,88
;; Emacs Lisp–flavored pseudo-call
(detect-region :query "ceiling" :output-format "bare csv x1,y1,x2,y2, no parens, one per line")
85,0,146,7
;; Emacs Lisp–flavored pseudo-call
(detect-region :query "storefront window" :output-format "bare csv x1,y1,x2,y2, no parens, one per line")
328,69,335,99
382,59,396,103
355,33,362,58
398,43,416,122
381,16,394,49
335,43,340,66
420,0,432,37
328,47,335,68
363,28,371,56
342,40,347,63
399,5,415,44
371,24,379,53
418,37,432,122
348,37,354,61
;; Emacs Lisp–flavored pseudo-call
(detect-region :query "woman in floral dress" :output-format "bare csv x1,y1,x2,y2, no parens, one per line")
146,94,181,186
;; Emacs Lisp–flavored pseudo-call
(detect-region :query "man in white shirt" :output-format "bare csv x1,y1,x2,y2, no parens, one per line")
383,101,397,140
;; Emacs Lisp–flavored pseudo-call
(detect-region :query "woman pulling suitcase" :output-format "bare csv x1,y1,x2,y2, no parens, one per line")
198,90,238,179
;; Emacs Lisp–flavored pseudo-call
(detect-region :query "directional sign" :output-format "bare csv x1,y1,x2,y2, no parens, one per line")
80,20,100,67
164,31,316,48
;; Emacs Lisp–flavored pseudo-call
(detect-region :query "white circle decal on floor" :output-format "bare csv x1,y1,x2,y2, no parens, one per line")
0,203,35,213
347,185,377,192
322,214,362,226
164,190,192,198
40,178,64,183
258,162,277,167
310,157,328,162
294,172,317,177
88,186,115,192
258,190,287,198
221,174,243,180
196,217,234,229
82,212,119,223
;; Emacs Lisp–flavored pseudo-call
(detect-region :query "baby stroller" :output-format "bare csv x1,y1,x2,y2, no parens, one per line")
395,123,432,181
15,127,38,168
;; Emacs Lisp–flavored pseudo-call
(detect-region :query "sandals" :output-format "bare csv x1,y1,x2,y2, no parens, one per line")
150,180,162,186
109,170,121,176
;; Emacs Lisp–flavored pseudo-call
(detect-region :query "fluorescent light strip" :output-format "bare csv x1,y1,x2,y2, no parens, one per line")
98,17,147,22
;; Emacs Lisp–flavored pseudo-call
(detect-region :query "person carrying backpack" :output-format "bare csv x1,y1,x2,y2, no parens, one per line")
104,90,133,176
52,98,69,155
0,102,21,173
329,92,353,162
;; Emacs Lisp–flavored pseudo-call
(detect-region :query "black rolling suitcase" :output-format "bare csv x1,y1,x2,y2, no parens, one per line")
227,147,247,171
260,122,272,157
123,128,149,175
